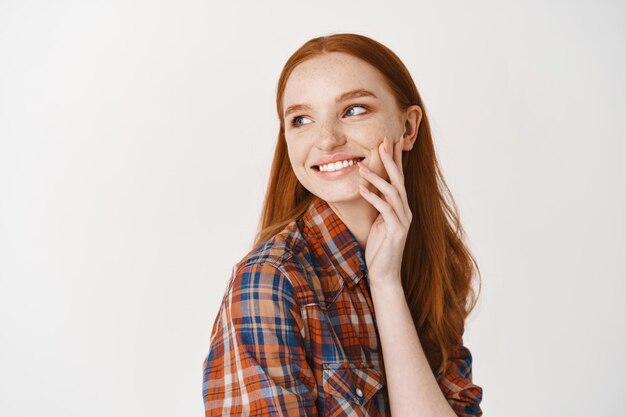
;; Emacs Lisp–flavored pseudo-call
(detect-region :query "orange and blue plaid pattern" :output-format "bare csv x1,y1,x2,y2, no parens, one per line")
202,196,483,416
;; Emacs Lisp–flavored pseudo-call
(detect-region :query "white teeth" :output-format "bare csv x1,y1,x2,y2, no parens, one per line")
318,159,360,172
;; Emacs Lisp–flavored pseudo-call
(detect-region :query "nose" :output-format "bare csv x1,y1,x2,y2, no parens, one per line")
316,121,347,151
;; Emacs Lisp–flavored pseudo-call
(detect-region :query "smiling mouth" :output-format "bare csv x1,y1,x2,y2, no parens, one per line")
312,157,365,172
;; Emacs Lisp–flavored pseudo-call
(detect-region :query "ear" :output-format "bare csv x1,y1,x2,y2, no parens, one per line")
401,105,422,151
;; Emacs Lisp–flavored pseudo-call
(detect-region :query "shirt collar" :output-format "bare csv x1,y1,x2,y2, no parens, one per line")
300,195,368,289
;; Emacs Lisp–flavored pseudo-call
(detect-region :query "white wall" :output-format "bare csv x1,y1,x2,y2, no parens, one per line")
1,0,624,416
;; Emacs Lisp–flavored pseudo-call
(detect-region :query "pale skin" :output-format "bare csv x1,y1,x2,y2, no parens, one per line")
283,52,457,417
358,137,457,417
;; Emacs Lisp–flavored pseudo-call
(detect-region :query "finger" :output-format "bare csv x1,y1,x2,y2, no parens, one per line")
358,183,404,233
380,137,403,189
358,160,410,227
394,135,404,174
391,139,409,207
379,138,410,219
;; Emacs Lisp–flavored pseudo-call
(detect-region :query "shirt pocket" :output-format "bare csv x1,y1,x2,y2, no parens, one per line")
322,361,385,415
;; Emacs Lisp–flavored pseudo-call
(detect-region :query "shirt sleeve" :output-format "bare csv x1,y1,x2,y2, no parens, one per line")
202,261,318,417
436,342,484,417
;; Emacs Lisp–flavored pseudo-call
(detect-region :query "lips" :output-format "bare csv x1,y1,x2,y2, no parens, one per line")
311,153,365,169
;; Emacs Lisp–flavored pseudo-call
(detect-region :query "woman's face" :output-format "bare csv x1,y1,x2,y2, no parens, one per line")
282,52,420,204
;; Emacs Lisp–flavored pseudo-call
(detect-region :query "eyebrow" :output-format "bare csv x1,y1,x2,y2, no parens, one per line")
283,88,378,118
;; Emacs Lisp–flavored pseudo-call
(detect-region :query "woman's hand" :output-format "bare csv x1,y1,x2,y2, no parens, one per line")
357,135,413,288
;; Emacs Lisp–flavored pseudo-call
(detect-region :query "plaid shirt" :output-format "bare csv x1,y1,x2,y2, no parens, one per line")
203,196,483,416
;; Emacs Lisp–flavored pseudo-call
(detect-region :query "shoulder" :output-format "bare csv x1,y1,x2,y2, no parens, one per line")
239,223,302,270
227,220,311,305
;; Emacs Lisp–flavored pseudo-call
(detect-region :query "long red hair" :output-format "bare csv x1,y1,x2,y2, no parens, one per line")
252,33,481,377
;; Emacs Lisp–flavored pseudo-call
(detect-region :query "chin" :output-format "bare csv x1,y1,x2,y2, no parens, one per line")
314,186,362,204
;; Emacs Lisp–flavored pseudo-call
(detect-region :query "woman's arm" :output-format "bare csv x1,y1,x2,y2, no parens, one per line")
358,137,483,416
370,278,458,417
202,261,318,417
370,277,482,417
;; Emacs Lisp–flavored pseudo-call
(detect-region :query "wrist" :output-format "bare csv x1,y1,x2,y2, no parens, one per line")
368,277,409,317
368,274,404,293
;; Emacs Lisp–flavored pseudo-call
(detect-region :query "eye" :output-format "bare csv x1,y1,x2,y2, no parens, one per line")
290,115,312,128
289,104,369,128
344,104,368,117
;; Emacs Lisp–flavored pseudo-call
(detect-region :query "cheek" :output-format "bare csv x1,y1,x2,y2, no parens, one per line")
365,138,390,179
285,141,299,160
285,144,308,176
364,137,383,160
290,148,307,168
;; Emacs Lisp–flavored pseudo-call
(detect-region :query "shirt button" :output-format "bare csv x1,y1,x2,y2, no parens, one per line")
355,388,364,397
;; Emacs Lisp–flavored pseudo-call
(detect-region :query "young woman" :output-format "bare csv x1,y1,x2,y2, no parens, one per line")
202,33,483,417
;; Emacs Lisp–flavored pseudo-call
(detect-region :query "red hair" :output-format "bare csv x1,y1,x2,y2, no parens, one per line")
252,33,481,377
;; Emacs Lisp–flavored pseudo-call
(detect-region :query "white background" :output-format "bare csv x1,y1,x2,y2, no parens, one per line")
1,0,624,416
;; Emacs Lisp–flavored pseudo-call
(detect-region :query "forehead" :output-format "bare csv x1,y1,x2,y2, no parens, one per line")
282,52,393,110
